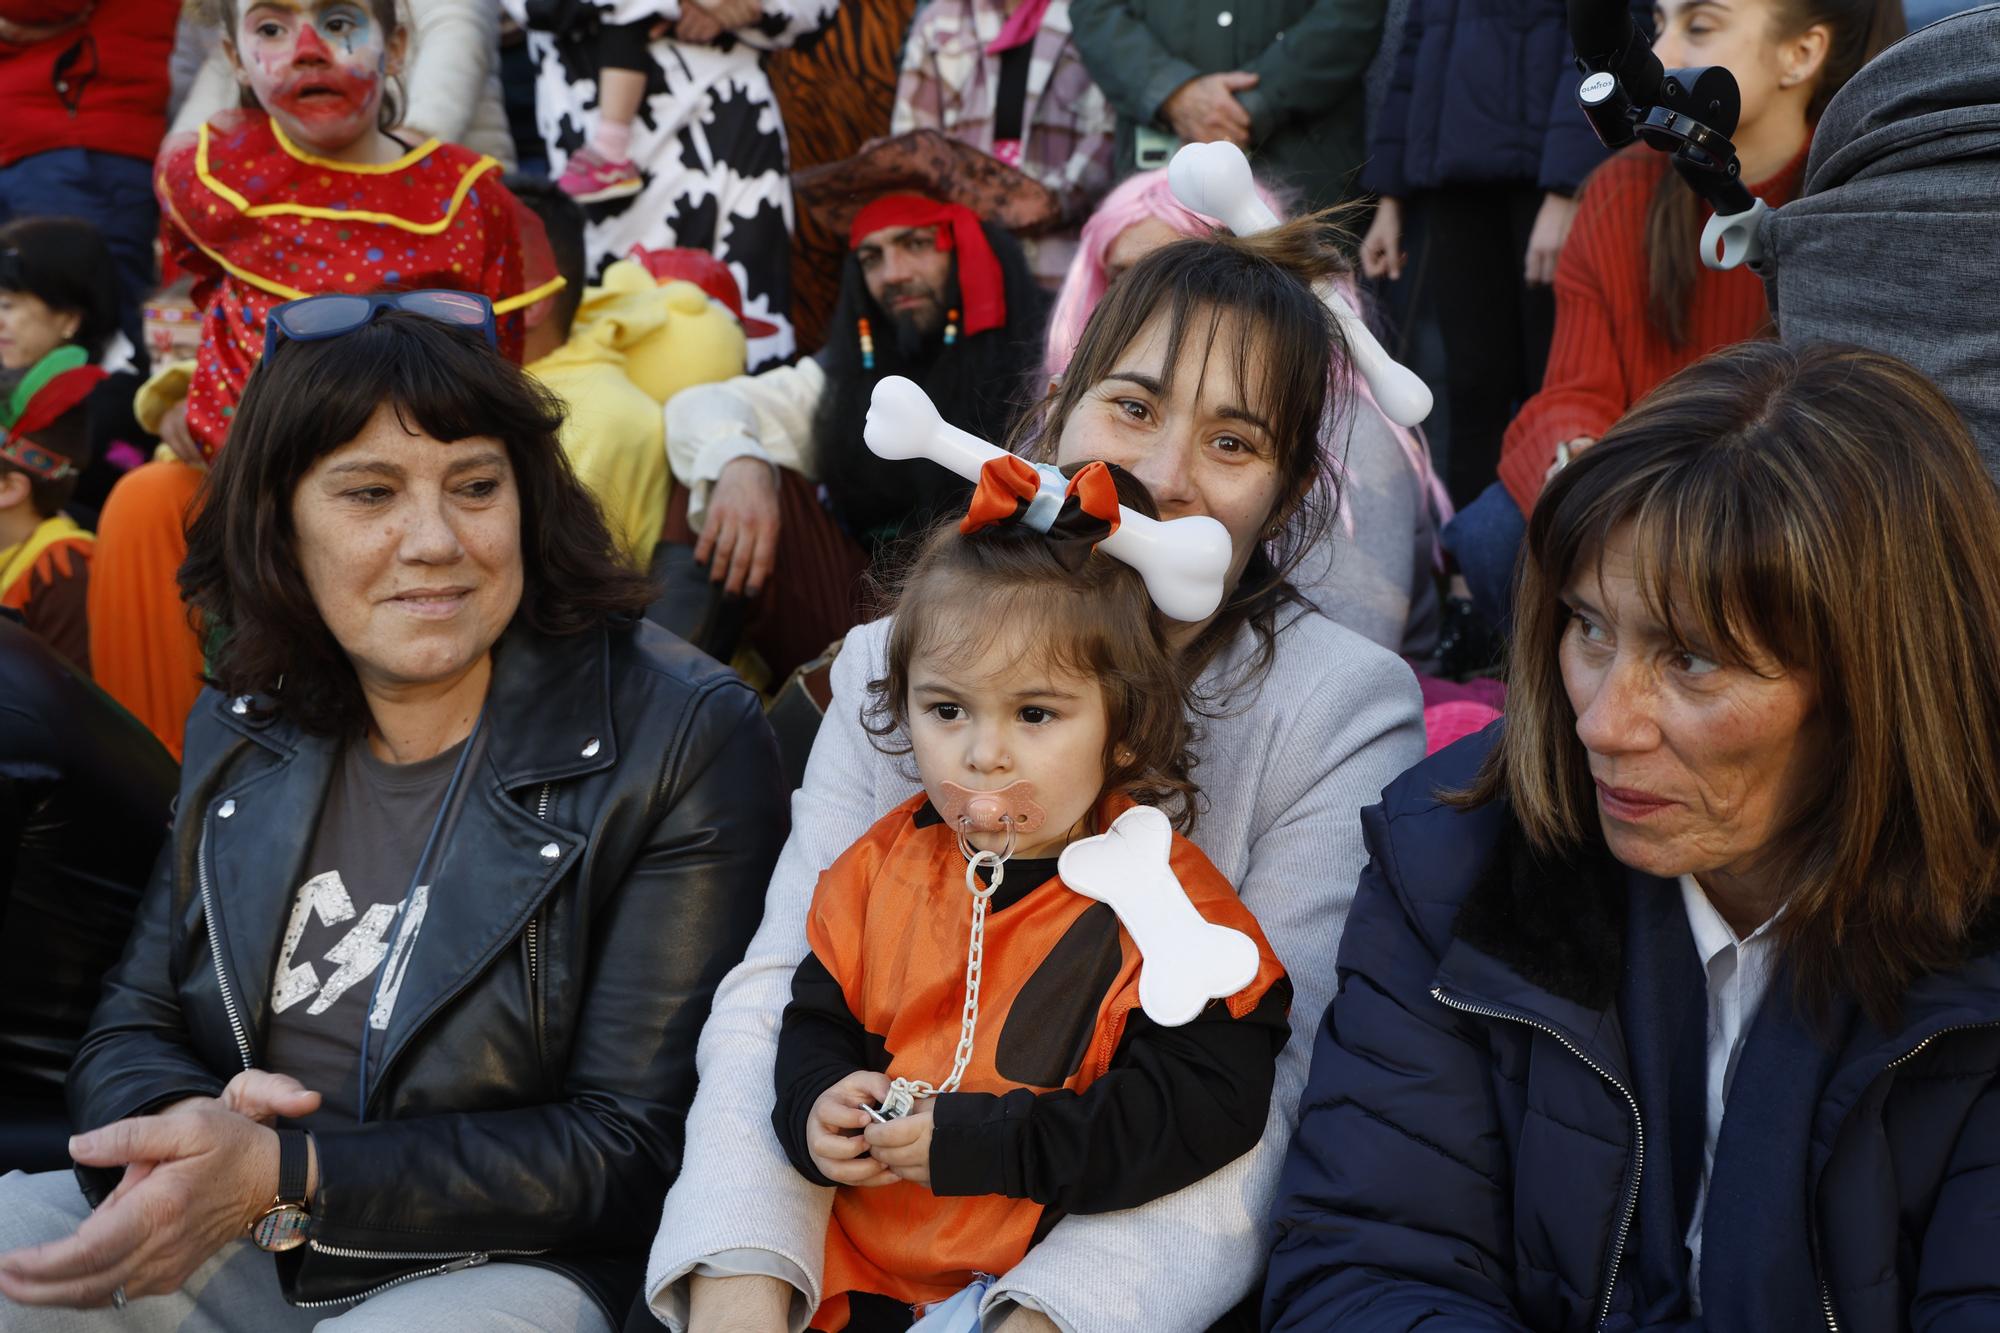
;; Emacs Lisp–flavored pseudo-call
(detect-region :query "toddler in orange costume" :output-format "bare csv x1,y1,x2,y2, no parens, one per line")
89,0,554,755
775,457,1291,1332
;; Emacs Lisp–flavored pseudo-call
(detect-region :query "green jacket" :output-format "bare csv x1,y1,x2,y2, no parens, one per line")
1069,0,1387,211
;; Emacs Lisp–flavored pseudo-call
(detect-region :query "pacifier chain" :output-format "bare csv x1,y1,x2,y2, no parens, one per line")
871,828,1011,1122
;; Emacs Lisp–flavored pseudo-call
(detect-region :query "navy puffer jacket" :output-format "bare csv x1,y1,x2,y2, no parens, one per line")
1264,726,2000,1331
1362,0,1649,198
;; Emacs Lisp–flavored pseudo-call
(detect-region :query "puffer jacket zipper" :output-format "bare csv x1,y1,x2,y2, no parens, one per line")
1811,1019,2000,1332
1433,986,1644,1331
197,814,252,1071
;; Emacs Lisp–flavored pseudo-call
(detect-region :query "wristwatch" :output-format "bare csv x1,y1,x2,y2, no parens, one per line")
248,1128,313,1252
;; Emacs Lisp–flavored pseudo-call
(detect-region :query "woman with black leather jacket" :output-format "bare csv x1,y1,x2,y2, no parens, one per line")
0,303,788,1331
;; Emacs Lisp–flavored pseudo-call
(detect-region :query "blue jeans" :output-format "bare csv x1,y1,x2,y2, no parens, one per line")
0,147,159,356
1441,481,1527,635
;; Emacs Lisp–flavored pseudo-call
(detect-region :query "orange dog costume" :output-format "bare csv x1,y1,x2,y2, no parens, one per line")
777,792,1290,1332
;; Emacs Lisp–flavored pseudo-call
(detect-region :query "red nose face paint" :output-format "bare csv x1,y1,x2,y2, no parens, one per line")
935,781,1046,834
293,21,331,61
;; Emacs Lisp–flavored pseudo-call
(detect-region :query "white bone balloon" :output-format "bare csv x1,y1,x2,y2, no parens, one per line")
1057,805,1261,1027
1167,140,1435,428
863,376,1234,623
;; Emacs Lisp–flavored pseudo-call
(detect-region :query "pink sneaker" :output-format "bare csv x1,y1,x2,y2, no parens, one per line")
558,147,643,204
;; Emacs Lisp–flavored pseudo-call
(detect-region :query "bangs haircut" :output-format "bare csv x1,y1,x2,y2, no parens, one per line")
1454,341,2000,1027
1009,211,1358,685
0,216,122,360
181,312,654,738
866,464,1200,828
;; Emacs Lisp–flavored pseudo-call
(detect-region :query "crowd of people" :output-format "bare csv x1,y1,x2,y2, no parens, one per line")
2,0,1999,1330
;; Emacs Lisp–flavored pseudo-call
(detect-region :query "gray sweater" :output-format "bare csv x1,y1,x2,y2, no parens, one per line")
641,609,1425,1331
1298,400,1443,664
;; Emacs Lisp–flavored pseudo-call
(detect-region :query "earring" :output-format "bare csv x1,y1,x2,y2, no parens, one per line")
857,317,875,371
943,308,960,345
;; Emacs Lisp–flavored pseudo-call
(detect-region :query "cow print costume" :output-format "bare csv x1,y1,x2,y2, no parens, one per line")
503,0,838,369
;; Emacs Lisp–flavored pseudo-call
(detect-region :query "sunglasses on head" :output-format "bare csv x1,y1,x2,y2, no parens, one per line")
262,290,498,360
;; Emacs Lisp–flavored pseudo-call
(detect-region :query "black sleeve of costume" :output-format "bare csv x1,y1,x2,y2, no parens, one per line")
773,949,875,1187
928,977,1293,1213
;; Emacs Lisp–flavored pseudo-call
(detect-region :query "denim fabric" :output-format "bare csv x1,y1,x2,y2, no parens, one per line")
1440,480,1525,633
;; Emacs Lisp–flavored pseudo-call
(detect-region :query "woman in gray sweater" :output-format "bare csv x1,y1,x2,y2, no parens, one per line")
640,221,1426,1333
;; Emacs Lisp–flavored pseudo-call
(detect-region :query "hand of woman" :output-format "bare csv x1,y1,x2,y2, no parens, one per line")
1545,436,1598,483
0,1101,281,1308
1360,198,1404,281
1523,192,1579,287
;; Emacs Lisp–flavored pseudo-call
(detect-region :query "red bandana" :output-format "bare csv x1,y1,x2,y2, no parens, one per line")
849,194,1006,338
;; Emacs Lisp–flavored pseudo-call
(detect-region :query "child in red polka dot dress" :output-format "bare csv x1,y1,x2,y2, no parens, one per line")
92,0,558,757
154,0,554,456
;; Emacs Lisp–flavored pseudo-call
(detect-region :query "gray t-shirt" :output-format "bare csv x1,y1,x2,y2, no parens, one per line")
262,736,468,1123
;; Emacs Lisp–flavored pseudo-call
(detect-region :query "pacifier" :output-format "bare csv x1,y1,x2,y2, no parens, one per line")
934,780,1045,835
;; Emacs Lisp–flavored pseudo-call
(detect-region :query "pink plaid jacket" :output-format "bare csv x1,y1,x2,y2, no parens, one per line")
891,0,1117,284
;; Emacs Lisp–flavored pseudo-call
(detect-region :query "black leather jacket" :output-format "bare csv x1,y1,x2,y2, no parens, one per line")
0,617,176,1113
67,619,787,1321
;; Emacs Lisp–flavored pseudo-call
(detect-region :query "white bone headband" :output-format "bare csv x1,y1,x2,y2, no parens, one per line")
1167,140,1435,428
863,375,1234,623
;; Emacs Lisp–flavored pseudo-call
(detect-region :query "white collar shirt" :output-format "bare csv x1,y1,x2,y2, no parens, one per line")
1678,873,1782,1315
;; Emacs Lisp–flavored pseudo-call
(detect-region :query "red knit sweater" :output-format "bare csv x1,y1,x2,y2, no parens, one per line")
1496,142,1810,512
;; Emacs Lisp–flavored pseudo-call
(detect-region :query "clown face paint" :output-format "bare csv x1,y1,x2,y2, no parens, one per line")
233,0,399,161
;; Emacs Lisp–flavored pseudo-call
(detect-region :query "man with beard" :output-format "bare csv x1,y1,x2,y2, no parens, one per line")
664,174,1048,682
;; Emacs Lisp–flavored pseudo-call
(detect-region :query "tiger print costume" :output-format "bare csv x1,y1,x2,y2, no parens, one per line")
770,0,919,353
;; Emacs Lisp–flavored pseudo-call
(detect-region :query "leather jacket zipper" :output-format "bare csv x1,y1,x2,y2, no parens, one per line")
1811,1019,2000,1332
294,1242,552,1308
197,815,253,1071
1433,987,1643,1331
528,780,552,984
527,783,552,1059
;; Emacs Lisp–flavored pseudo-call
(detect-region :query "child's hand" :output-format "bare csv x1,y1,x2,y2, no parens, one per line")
808,1071,898,1188
862,1102,934,1188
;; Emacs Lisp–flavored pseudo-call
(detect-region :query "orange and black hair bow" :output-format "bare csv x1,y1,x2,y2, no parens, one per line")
960,455,1121,568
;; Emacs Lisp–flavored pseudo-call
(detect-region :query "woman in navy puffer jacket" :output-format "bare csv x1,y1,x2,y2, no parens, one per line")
1263,343,2000,1332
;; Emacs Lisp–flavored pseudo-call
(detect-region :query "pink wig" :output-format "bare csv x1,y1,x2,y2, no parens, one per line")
1042,169,1283,380
1044,168,1451,537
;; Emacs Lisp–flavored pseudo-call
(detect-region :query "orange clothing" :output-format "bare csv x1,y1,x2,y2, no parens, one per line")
804,792,1286,1330
85,460,207,759
0,513,93,677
